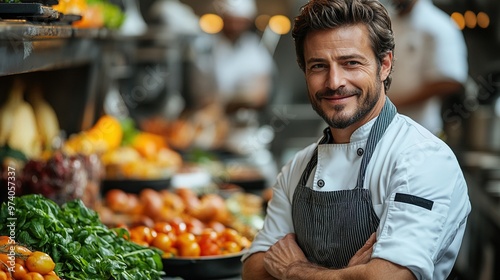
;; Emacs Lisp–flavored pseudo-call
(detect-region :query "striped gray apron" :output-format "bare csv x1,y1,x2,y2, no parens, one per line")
292,97,397,268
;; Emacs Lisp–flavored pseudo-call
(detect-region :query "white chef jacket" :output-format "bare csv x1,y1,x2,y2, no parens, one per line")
388,0,468,135
212,32,274,104
242,112,471,280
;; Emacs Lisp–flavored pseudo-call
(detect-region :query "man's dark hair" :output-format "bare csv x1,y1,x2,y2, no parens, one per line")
292,0,395,92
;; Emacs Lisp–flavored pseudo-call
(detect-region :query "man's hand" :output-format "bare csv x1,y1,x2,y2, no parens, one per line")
263,233,308,279
347,233,377,267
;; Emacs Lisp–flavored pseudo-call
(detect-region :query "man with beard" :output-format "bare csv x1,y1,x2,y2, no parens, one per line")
241,0,471,279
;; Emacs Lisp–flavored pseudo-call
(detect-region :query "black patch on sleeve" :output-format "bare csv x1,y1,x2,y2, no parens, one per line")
394,193,434,210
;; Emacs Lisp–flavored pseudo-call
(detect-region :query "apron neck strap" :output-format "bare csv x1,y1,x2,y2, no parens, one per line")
355,96,397,188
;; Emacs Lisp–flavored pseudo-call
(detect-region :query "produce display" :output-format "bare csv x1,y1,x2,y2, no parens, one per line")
99,188,261,256
21,151,102,208
52,0,125,29
0,77,270,278
1,236,60,280
0,195,164,279
64,116,183,181
124,223,250,258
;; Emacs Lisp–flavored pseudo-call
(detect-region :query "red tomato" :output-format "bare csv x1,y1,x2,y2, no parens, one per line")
197,229,218,243
169,219,187,235
153,222,173,234
199,239,221,256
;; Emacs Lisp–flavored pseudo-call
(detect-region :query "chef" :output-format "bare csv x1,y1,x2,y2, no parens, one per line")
241,0,471,279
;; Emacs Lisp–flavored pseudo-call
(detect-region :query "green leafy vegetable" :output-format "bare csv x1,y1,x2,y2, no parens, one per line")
0,194,163,279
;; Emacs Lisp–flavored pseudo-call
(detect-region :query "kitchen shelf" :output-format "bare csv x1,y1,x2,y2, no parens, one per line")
0,22,109,76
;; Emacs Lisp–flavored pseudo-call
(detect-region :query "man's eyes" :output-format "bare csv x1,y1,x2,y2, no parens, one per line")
308,61,360,71
345,61,361,66
310,64,326,70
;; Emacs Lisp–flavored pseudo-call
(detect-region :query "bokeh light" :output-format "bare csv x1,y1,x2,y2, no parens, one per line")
477,12,490,28
268,15,291,35
255,14,271,32
199,13,224,34
451,12,465,30
464,10,477,29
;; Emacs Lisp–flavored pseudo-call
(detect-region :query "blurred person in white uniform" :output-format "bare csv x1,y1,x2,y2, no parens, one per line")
385,0,469,136
211,0,275,113
241,0,471,279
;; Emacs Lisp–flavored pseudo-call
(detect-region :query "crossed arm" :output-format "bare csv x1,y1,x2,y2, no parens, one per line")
242,233,417,280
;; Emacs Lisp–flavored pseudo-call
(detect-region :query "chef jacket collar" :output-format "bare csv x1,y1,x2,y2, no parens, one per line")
321,116,378,144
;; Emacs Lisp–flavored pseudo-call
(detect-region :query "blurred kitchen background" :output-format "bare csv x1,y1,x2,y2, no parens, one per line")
1,0,500,279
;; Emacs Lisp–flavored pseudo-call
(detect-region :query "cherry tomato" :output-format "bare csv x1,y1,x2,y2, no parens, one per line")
129,226,157,245
25,251,55,275
0,236,13,247
169,219,187,235
23,272,45,280
219,228,241,244
153,222,173,234
199,240,221,256
151,233,173,252
178,241,200,257
12,263,27,279
197,229,218,244
175,232,196,247
221,241,241,254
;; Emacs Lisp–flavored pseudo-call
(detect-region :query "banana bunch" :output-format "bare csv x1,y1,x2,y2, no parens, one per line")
28,86,61,151
0,80,60,159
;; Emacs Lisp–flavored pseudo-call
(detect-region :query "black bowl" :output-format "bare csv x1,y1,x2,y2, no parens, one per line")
162,251,245,280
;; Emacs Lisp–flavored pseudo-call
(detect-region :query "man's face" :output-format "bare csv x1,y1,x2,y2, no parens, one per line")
303,24,389,129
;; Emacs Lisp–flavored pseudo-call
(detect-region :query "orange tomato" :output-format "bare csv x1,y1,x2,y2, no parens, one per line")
0,237,13,247
175,232,196,247
0,271,8,280
12,263,27,279
0,254,10,265
178,241,200,257
15,257,25,267
152,222,177,244
151,233,173,252
176,232,200,257
22,272,44,280
43,274,60,280
25,252,55,275
221,241,241,255
219,228,242,244
129,226,157,245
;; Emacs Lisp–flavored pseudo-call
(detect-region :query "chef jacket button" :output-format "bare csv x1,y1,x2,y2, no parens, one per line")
357,148,364,156
317,179,325,188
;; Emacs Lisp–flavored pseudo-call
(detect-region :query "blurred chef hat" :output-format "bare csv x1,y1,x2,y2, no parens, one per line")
214,0,257,19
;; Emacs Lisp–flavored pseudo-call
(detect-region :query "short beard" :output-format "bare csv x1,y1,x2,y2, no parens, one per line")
310,80,382,129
